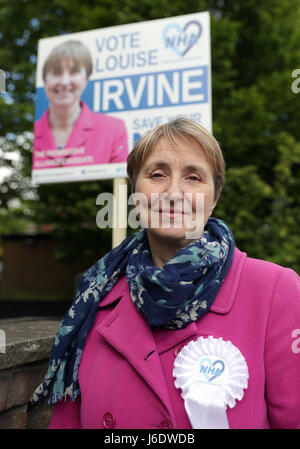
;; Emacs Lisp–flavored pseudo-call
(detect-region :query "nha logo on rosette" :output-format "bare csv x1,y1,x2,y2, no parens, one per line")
173,336,249,429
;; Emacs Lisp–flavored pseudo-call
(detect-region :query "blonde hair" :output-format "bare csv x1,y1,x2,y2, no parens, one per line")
127,117,226,201
42,40,93,80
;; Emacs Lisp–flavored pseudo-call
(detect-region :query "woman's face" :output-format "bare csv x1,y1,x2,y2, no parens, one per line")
44,57,88,108
135,136,217,246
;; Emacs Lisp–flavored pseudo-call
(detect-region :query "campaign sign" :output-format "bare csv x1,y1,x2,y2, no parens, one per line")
32,12,211,184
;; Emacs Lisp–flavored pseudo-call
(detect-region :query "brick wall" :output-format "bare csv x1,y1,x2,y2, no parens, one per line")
0,317,60,429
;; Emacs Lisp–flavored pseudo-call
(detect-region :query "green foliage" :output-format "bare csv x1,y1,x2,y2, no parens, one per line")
0,0,300,273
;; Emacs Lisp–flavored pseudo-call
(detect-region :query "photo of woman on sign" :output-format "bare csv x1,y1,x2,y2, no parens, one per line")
33,40,128,170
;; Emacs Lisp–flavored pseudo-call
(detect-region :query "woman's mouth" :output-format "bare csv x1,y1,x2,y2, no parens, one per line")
159,209,184,217
53,87,74,95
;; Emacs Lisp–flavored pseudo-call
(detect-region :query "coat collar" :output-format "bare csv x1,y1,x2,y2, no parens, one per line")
210,248,246,314
94,247,246,360
34,102,94,150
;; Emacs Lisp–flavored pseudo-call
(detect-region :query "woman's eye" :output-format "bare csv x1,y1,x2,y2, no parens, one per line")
186,175,200,181
151,172,164,179
52,69,62,76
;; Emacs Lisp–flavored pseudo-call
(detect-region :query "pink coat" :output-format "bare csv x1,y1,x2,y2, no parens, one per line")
49,248,300,429
33,102,128,169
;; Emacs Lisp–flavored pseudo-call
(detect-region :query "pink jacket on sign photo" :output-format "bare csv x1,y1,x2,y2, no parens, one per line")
33,102,128,169
49,248,300,429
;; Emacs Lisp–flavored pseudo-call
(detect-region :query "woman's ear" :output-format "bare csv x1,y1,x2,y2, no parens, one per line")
210,192,220,216
209,203,216,217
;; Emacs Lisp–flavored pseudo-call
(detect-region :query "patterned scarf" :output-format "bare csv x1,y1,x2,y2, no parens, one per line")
31,217,235,405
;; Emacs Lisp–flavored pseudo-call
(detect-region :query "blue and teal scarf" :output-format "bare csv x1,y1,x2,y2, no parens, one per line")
31,217,235,405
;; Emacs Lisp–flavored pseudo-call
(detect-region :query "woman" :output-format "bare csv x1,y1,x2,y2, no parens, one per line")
33,40,128,169
32,118,300,429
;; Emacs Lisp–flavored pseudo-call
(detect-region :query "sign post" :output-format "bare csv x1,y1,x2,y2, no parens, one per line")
112,177,128,248
0,69,5,92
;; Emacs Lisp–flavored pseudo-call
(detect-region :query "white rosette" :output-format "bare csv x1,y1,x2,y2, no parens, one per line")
173,336,249,429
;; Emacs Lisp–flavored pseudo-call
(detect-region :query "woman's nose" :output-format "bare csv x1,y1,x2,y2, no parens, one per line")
164,177,184,203
59,71,71,84
165,176,183,196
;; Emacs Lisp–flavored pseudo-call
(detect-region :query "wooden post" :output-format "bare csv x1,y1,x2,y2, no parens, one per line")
112,177,128,248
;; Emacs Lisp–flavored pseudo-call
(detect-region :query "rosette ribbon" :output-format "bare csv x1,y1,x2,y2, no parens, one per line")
173,336,249,429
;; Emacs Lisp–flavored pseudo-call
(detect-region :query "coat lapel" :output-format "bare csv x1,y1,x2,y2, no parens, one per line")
95,287,176,419
34,110,56,150
65,102,93,148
